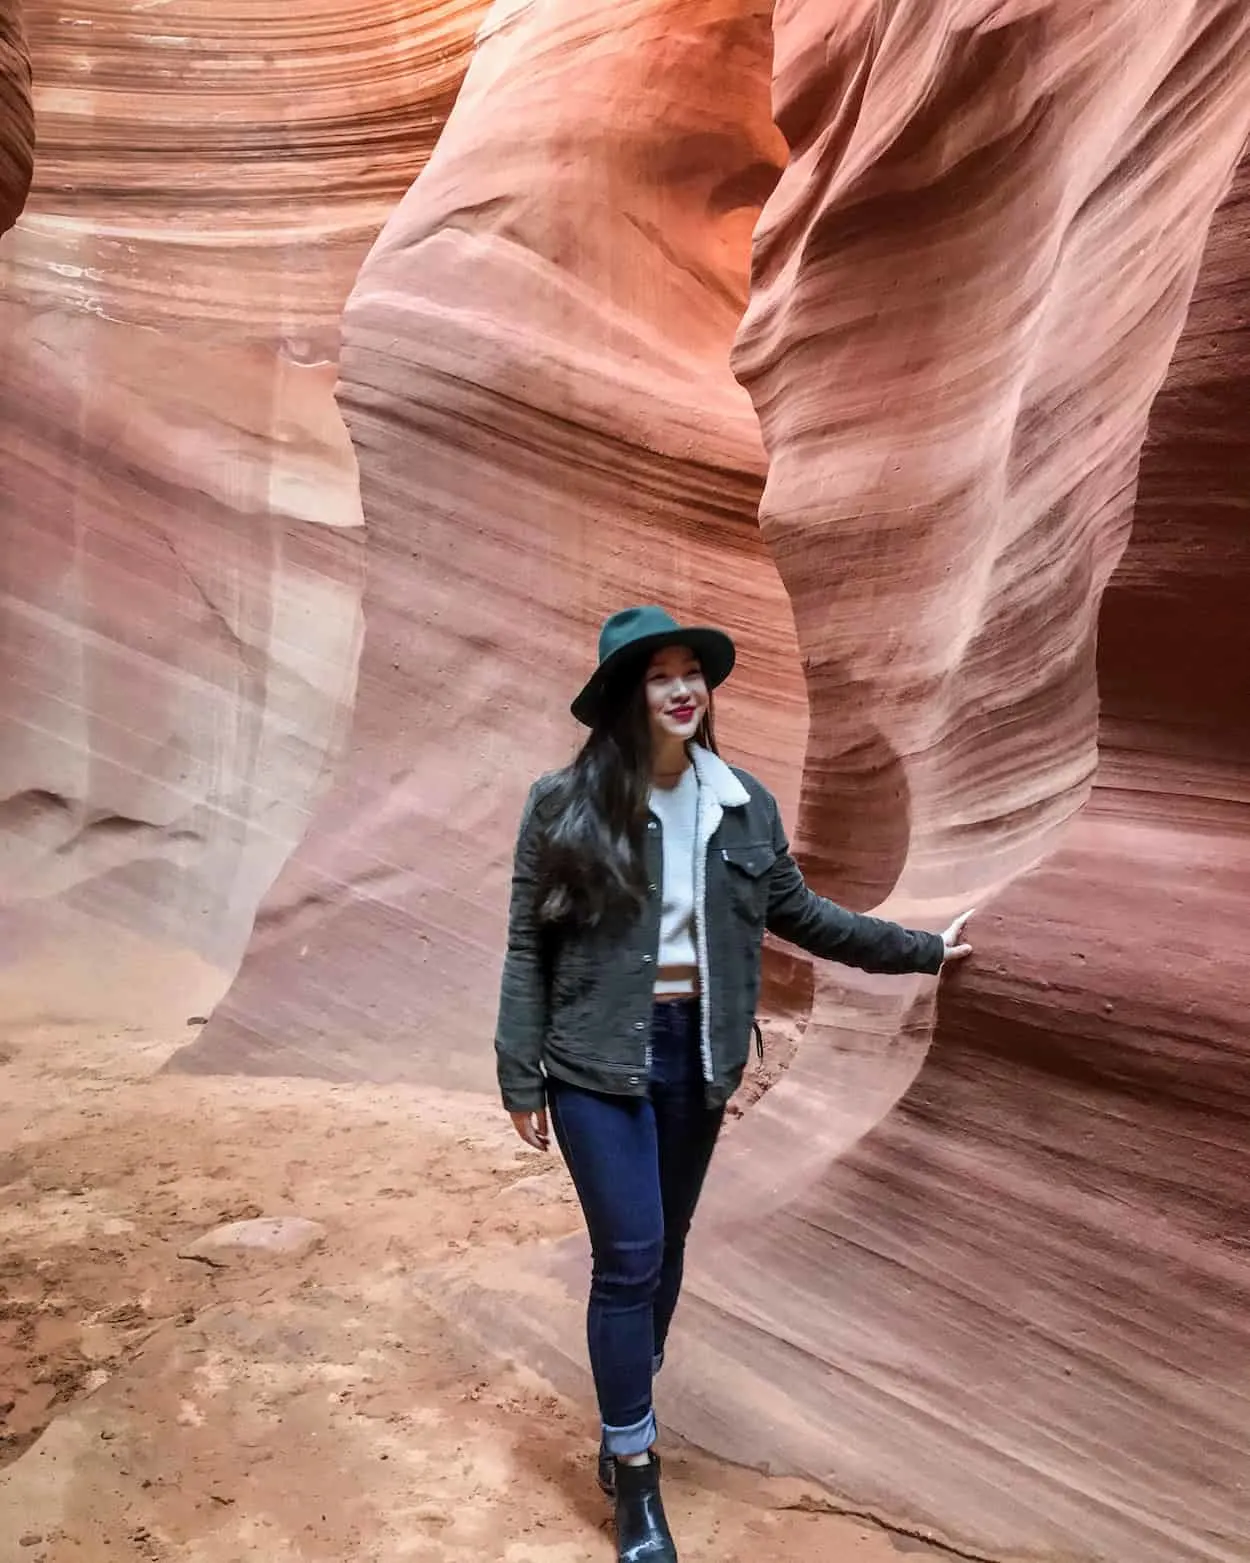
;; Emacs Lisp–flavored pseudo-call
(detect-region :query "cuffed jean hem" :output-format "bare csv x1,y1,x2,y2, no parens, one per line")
602,1408,657,1458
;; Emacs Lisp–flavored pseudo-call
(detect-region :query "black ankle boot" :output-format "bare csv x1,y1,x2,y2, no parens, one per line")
598,1437,615,1497
614,1454,678,1562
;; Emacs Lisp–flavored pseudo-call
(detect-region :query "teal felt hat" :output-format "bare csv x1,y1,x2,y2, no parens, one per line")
571,605,736,727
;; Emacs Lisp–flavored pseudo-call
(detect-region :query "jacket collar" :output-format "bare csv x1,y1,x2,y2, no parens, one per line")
689,744,750,808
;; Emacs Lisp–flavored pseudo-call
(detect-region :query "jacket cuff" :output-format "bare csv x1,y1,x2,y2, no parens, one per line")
501,1083,547,1114
920,930,946,974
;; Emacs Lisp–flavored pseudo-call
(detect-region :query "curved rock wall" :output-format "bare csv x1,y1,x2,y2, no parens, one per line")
429,8,1250,1562
714,155,1250,1557
0,0,31,234
680,9,1250,1559
174,0,806,1085
0,0,483,1030
700,5,1250,1179
4,0,1249,1557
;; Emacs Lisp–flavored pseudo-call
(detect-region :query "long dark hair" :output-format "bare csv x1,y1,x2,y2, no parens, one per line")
535,665,718,928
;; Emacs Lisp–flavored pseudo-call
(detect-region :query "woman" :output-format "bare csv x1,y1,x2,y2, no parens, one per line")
495,605,973,1562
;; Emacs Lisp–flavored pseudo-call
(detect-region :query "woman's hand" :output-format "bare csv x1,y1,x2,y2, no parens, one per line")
509,1108,550,1152
941,908,976,963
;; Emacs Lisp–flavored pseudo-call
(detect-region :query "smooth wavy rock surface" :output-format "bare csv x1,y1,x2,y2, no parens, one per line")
173,0,806,1086
701,152,1250,1559
425,8,1250,1563
5,0,1249,1557
0,0,485,1030
0,0,31,234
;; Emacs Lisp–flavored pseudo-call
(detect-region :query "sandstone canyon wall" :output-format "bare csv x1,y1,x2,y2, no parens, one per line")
662,9,1250,1550
417,6,1250,1562
0,0,31,235
2,1,1249,1560
172,0,809,1086
709,3,1250,1194
0,0,484,1031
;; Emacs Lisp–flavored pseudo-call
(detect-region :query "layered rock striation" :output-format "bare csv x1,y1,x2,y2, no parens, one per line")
0,0,484,1029
0,0,31,235
4,0,1249,1557
427,7,1250,1562
693,154,1250,1556
175,0,806,1085
679,9,1250,1558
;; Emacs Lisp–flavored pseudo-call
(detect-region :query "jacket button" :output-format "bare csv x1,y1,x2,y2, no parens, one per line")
648,882,657,893
647,821,658,831
633,1021,646,1031
641,954,654,966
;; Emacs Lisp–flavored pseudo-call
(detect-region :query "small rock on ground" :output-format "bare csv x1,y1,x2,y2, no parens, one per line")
177,1217,326,1268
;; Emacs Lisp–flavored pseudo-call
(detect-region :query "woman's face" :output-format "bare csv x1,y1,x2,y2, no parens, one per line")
644,643,708,748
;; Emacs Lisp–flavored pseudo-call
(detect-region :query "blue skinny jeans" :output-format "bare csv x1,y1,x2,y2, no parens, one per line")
547,998,724,1456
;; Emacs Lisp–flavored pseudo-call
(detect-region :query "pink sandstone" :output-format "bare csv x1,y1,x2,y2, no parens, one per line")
0,0,31,234
174,0,807,1085
1,0,1248,1558
0,0,486,1031
411,7,1250,1562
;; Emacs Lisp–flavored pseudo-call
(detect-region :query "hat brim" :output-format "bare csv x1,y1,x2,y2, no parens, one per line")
570,626,736,727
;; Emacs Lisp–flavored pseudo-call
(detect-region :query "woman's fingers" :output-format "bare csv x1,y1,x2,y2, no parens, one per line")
509,1108,550,1151
941,907,976,962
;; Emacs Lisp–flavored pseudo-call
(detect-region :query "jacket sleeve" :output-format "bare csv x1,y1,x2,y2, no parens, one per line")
494,783,551,1113
763,795,945,976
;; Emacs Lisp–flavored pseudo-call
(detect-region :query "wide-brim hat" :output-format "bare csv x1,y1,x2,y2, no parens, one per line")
571,605,736,727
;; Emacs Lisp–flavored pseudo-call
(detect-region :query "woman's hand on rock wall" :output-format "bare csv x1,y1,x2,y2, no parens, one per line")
940,909,976,963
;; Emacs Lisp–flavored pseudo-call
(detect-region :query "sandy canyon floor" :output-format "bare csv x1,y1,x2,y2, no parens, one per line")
0,1022,949,1563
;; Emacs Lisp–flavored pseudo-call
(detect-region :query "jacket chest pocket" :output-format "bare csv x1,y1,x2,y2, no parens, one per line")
719,842,775,923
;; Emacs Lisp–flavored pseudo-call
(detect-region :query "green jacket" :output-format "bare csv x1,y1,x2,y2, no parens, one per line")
495,745,945,1113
